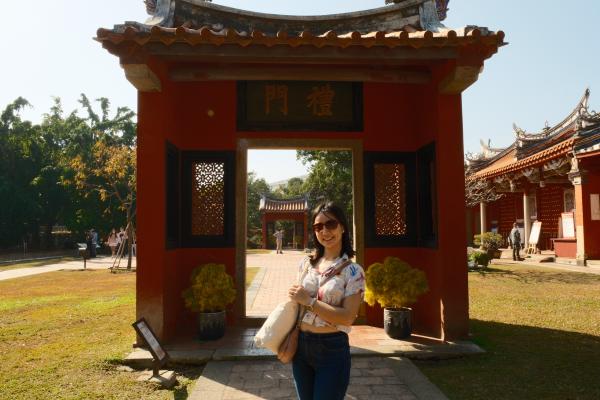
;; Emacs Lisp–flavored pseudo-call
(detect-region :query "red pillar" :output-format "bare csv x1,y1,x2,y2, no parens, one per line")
261,213,267,249
303,212,308,249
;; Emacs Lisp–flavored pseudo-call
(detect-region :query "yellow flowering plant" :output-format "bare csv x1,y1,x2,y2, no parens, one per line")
365,257,429,309
182,263,236,313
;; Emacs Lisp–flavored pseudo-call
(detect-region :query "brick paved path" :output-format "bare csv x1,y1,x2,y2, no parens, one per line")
189,357,447,400
246,251,306,317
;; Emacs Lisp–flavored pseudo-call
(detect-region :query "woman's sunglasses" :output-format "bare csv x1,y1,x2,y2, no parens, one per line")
313,219,340,232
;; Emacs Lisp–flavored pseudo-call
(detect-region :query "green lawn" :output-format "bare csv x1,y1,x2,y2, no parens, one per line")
416,264,600,400
0,270,201,400
246,267,260,289
0,257,75,272
245,249,272,254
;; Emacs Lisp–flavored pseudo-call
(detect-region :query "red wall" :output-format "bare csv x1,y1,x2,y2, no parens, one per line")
579,160,600,259
136,59,470,341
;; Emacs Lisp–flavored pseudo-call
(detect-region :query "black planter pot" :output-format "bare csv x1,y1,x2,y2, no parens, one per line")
384,307,412,339
197,311,226,340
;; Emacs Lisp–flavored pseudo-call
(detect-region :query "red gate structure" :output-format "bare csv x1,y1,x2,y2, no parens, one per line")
97,0,504,342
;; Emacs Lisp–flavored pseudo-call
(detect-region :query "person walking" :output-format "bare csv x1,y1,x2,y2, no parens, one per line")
90,229,98,258
273,229,284,254
287,201,365,400
508,222,522,261
107,229,118,257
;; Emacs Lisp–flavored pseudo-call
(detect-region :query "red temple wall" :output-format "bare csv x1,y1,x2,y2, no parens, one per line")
579,163,600,259
136,62,468,340
536,185,564,250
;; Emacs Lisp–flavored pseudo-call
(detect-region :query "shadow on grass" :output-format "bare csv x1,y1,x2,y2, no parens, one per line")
416,320,600,400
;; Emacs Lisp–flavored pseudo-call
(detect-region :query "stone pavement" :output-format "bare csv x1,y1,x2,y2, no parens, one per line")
0,255,135,281
493,248,600,275
246,251,305,317
188,357,448,400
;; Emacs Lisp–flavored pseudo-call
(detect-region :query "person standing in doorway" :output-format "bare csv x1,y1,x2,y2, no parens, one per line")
273,229,284,254
508,222,522,261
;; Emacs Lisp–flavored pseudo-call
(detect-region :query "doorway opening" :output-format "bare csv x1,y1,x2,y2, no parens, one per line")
237,140,363,321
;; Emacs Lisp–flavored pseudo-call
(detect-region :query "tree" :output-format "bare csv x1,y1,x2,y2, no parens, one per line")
246,172,272,248
0,98,41,248
296,150,354,236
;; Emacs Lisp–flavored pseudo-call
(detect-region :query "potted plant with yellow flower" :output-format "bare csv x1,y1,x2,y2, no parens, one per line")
182,263,236,340
365,256,429,339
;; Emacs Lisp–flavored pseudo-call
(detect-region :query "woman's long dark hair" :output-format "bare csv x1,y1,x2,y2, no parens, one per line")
309,201,355,266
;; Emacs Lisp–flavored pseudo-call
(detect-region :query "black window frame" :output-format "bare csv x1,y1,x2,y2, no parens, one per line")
364,151,417,247
181,150,236,248
416,142,438,248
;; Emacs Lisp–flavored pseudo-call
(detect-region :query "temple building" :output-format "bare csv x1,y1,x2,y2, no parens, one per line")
96,0,504,342
259,196,309,250
466,89,600,265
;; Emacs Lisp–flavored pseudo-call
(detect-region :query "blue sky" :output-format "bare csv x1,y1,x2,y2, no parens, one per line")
1,1,598,182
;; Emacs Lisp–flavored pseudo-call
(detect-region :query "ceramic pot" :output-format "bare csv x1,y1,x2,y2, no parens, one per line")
384,307,412,339
197,311,226,340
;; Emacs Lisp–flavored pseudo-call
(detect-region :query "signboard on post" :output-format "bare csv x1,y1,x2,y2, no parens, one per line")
561,212,576,238
132,318,169,376
528,221,542,246
526,221,542,255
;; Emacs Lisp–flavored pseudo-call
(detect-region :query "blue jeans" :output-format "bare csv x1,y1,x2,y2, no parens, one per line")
292,331,351,400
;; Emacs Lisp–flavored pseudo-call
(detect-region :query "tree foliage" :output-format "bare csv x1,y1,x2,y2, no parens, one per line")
296,150,353,235
0,95,136,252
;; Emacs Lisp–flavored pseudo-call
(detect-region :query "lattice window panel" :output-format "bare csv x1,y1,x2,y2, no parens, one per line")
374,163,407,236
191,162,225,236
537,185,564,249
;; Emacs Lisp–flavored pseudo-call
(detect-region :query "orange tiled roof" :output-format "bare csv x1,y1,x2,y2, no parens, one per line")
259,197,309,213
473,138,576,179
96,25,504,49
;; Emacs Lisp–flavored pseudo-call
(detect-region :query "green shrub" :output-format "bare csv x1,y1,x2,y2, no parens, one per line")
182,263,236,313
469,251,490,267
364,257,429,309
476,232,504,251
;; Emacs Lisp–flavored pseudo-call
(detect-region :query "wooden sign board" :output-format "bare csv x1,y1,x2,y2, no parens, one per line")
561,212,576,238
591,194,600,221
237,81,363,131
529,221,542,246
132,318,169,368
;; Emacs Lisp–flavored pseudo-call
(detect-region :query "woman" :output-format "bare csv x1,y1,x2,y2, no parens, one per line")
107,229,118,257
288,201,365,400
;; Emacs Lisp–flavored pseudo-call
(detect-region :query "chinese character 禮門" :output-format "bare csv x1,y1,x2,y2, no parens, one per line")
307,84,335,117
265,85,288,116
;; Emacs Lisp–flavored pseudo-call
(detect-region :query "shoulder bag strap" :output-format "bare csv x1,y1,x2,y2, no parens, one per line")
295,259,353,327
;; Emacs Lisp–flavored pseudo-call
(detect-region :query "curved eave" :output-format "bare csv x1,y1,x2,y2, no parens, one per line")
473,138,576,179
95,25,504,50
513,89,590,140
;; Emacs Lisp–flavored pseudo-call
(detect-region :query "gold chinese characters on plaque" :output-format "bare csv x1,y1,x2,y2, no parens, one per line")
238,81,362,131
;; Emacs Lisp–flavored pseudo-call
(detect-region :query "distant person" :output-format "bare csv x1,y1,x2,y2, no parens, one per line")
85,230,93,259
107,229,118,257
90,229,98,258
273,229,284,254
508,222,522,261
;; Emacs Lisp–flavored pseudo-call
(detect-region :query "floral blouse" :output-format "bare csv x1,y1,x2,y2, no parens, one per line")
297,255,365,333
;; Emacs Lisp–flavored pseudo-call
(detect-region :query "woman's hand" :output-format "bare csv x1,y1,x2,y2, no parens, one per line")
288,284,312,306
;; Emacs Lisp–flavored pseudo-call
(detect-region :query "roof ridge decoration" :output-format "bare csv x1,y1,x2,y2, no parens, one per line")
513,88,591,145
135,0,450,35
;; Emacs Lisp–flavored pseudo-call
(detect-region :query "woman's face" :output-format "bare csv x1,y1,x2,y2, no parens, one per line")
313,211,344,251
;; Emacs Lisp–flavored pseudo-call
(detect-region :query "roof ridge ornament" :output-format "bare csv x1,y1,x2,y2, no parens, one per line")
419,0,446,32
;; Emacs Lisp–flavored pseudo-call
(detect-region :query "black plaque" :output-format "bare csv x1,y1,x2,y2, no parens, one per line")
132,318,169,374
237,81,363,131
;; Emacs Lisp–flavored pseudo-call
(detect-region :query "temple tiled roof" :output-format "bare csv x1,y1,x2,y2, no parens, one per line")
259,196,309,213
96,0,504,50
473,138,576,179
468,89,600,179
